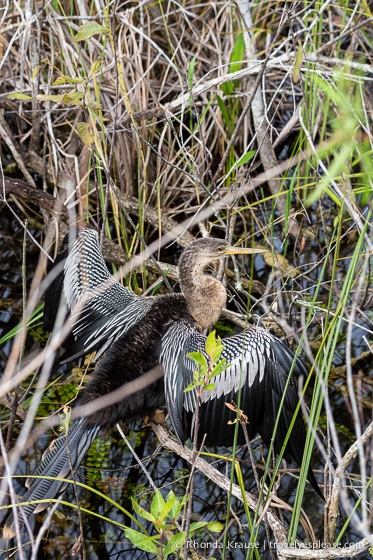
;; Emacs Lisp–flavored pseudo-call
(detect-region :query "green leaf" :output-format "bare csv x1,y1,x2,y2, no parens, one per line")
220,80,234,96
160,497,178,523
8,92,32,100
37,92,84,106
236,150,256,168
73,21,111,42
206,334,225,364
131,498,156,523
204,383,215,391
165,489,176,502
124,528,159,554
217,94,231,124
166,491,184,519
37,93,66,103
206,521,224,533
189,521,208,534
32,66,40,80
163,531,186,559
221,33,244,96
292,41,303,84
150,490,165,519
53,75,84,86
76,122,94,146
88,60,102,78
205,330,217,357
230,33,245,73
209,344,225,364
183,382,197,393
187,351,207,369
63,91,84,106
58,413,72,434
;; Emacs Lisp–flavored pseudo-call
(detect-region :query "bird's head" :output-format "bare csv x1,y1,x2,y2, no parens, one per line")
180,237,266,267
178,238,266,331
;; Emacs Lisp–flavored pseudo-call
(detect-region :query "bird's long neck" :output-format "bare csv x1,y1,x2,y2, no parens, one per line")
179,249,226,332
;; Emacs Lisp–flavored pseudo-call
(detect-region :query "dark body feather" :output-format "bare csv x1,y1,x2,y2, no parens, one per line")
81,294,194,428
2,229,323,543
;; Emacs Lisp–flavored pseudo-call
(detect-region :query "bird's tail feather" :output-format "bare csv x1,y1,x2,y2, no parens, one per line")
3,416,99,540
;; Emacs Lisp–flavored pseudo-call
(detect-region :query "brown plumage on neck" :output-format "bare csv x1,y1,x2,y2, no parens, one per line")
178,239,227,331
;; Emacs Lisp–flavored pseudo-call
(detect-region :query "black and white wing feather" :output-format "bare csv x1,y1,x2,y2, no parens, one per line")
53,228,153,362
161,323,322,496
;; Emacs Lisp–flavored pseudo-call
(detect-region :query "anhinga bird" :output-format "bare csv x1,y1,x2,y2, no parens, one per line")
3,228,323,540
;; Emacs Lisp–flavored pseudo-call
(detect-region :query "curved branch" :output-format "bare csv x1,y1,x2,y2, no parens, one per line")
151,422,288,545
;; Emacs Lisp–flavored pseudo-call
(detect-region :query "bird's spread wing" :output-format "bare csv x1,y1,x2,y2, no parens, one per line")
161,323,308,460
161,320,205,442
55,228,152,361
162,323,324,498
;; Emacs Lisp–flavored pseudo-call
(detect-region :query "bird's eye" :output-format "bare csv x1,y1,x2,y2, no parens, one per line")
217,245,226,253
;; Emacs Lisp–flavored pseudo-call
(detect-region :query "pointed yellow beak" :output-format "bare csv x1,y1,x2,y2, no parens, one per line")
223,245,268,255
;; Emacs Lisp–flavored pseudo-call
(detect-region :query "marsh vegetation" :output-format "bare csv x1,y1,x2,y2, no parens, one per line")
0,0,372,558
